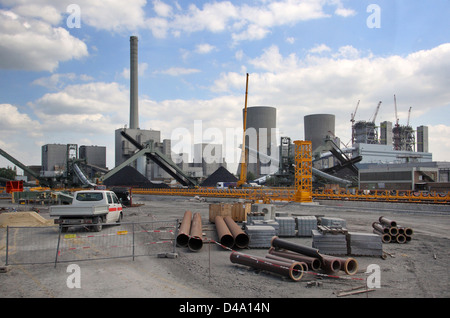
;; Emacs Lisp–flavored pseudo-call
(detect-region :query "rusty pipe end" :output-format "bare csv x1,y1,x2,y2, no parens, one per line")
234,233,249,249
404,227,413,236
176,233,189,247
289,262,305,282
396,234,406,244
343,258,358,275
188,236,203,251
220,234,235,248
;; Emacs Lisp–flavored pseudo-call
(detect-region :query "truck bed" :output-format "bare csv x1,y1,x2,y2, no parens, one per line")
49,204,110,217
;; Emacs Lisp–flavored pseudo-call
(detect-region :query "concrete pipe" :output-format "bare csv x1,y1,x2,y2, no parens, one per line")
379,216,397,228
403,227,413,236
335,257,358,275
230,251,304,282
271,236,321,259
176,210,192,247
395,234,406,244
372,222,389,234
188,212,203,251
373,229,391,243
319,255,341,274
224,216,249,249
268,247,321,271
215,216,235,249
389,227,398,236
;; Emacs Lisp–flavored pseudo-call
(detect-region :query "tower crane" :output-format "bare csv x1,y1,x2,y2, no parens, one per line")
407,106,412,126
350,100,360,144
370,101,382,123
394,94,399,127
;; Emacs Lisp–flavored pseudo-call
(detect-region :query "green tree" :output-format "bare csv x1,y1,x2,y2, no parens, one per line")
0,167,16,180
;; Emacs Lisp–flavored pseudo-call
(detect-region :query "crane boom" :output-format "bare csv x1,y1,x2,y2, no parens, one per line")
407,106,412,126
238,73,249,187
371,101,382,123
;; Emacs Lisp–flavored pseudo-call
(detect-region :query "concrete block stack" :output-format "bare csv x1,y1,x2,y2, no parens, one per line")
347,232,383,256
245,225,277,248
311,230,348,255
275,216,296,237
320,217,347,228
295,216,318,237
250,219,280,235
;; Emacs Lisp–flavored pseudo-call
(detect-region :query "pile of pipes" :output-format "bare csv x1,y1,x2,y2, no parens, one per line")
215,215,249,249
372,216,414,244
176,211,204,252
230,236,358,282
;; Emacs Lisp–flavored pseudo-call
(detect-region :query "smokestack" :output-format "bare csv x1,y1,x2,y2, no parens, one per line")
130,36,139,129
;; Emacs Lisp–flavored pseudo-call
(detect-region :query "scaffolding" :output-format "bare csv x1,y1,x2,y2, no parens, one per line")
294,140,313,203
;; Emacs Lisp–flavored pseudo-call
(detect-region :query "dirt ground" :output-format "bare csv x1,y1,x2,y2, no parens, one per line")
0,194,449,301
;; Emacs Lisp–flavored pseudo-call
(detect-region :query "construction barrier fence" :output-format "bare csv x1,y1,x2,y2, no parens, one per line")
2,220,178,266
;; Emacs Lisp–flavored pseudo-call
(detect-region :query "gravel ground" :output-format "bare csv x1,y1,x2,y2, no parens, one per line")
1,195,449,302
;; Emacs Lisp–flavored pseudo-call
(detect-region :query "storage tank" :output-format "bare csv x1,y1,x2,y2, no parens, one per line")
304,114,335,153
243,106,277,177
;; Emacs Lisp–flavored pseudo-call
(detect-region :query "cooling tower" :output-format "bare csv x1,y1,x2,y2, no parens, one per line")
130,36,139,129
244,106,277,177
304,114,335,153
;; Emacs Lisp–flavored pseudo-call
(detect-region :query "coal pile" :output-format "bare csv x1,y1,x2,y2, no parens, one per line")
200,166,237,187
103,166,169,188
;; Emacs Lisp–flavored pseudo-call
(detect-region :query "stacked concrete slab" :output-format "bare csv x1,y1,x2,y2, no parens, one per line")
251,219,280,235
275,217,296,237
295,216,317,237
245,225,277,248
320,217,347,228
348,232,383,256
311,230,348,255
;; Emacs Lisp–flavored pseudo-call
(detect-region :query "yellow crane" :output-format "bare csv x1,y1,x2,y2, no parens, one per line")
237,73,249,188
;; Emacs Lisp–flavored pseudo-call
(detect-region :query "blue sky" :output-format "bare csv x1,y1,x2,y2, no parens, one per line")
1,0,449,174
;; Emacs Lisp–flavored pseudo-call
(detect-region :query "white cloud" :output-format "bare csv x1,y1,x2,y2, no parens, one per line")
155,67,201,76
195,43,216,54
309,43,331,54
0,9,88,72
32,73,93,90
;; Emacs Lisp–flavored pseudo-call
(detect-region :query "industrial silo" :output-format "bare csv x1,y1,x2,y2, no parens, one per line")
304,114,335,153
243,106,277,178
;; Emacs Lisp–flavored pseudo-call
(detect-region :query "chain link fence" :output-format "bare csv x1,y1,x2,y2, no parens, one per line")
2,220,178,266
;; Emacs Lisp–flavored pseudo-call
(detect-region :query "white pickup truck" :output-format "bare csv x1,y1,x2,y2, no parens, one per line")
50,190,123,232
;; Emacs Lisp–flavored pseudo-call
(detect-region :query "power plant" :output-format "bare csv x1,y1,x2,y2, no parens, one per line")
1,36,449,204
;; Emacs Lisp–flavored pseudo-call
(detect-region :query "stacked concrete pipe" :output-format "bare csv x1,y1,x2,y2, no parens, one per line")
372,216,413,244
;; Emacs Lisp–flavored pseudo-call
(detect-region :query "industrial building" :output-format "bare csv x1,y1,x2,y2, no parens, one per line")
359,161,450,191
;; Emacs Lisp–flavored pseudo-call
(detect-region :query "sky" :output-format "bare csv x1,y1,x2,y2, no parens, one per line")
1,0,449,175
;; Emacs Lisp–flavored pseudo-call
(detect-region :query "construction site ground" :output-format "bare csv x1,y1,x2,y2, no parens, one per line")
0,194,449,301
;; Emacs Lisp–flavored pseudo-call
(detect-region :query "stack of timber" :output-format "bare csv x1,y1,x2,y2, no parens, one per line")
209,202,251,223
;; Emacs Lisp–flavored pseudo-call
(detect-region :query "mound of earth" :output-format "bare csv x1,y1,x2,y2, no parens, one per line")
0,212,55,228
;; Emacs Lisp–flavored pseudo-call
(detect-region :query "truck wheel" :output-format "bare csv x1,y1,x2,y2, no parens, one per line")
93,217,103,232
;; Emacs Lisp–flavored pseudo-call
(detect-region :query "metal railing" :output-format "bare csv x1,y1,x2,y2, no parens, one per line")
2,220,178,267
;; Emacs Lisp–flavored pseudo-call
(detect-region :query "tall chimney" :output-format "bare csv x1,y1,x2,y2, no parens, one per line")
130,36,139,129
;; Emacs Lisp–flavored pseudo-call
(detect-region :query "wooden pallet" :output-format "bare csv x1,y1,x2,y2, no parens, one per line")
317,225,348,234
